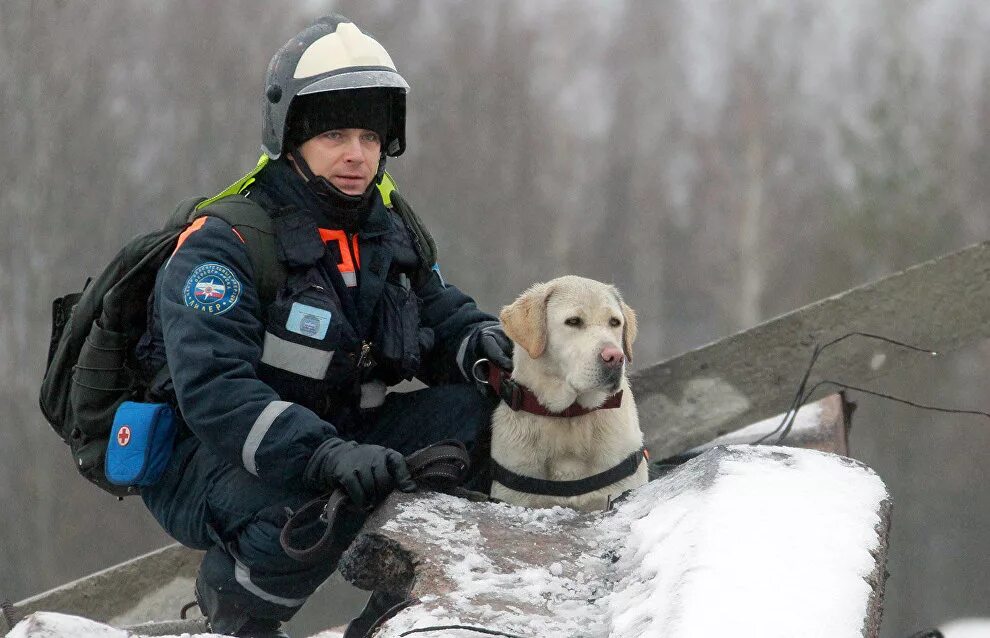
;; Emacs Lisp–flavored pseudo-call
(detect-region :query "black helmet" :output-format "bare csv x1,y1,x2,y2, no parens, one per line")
262,15,409,159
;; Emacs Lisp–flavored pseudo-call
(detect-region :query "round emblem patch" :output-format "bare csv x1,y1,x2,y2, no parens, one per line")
183,262,242,315
117,425,131,447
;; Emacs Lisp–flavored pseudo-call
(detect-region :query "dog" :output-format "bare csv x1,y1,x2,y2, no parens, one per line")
486,276,647,511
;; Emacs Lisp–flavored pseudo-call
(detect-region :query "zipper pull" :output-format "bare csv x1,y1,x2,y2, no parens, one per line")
357,341,375,370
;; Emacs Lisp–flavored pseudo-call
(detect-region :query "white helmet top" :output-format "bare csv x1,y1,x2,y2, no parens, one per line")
262,15,409,159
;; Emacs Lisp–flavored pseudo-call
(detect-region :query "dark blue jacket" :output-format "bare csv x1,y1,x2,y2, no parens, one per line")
140,161,495,489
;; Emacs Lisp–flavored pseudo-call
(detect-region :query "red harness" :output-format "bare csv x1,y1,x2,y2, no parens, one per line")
484,362,624,417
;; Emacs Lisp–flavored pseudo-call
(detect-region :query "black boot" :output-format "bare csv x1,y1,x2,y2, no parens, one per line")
343,590,408,638
233,618,290,638
196,579,290,638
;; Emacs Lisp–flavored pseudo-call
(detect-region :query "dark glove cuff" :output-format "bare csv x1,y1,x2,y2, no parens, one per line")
303,437,351,491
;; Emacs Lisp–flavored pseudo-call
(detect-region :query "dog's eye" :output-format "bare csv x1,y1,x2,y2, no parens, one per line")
564,317,583,327
609,317,622,328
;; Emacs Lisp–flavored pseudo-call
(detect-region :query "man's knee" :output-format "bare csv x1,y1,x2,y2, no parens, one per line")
371,384,496,451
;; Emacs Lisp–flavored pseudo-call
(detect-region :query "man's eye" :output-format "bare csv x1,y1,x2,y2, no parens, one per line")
361,132,380,143
564,317,583,327
323,131,342,140
609,317,622,327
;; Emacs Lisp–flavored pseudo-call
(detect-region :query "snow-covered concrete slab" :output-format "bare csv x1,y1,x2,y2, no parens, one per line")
341,446,891,638
6,611,217,638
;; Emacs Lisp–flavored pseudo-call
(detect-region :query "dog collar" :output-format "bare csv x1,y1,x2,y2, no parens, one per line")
491,447,649,498
481,362,624,418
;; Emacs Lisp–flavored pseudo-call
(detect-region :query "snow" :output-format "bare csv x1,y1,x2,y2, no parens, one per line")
8,447,888,638
599,447,888,637
5,612,343,638
941,618,990,638
376,446,889,637
6,612,220,638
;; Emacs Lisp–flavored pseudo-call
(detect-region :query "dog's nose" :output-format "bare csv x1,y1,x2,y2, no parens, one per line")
601,346,625,369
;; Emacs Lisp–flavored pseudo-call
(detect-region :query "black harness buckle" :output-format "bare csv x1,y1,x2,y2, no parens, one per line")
498,377,523,411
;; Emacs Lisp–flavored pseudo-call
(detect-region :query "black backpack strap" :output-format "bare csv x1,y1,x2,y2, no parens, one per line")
169,196,209,228
191,196,285,311
389,190,437,270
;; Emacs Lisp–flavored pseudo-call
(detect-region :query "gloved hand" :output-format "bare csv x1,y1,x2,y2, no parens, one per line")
304,439,417,509
469,323,514,372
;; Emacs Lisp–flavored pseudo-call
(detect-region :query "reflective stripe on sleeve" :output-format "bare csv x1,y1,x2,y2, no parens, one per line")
242,400,292,476
234,560,307,608
359,380,387,410
260,332,333,379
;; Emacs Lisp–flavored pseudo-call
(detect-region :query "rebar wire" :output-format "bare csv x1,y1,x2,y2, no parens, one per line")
179,600,199,620
753,332,938,445
801,380,990,421
399,625,529,637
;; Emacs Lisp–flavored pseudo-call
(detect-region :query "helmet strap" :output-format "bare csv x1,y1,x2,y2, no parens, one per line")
287,144,378,212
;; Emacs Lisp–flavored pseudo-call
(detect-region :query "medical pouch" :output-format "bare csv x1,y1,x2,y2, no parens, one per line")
105,401,176,487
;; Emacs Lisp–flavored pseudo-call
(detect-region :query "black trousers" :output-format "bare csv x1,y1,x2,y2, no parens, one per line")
141,384,494,627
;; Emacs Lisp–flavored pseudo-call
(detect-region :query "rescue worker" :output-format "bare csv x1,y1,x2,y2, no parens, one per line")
137,15,513,638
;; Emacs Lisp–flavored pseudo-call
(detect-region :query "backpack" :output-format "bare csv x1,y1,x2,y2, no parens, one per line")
38,160,434,498
39,195,281,497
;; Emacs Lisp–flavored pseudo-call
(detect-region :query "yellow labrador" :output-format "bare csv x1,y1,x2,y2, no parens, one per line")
487,276,647,511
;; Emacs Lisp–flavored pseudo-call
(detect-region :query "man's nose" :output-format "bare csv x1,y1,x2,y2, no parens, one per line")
600,345,625,369
342,136,364,160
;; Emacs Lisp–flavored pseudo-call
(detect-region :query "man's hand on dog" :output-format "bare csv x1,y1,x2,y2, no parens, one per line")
304,439,417,509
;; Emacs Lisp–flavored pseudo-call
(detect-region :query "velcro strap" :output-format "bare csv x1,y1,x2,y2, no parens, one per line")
273,209,326,267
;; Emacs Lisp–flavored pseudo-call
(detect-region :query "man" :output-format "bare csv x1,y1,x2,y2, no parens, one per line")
137,15,512,638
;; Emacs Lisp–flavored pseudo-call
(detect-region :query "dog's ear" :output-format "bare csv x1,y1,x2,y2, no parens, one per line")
619,300,638,363
500,281,554,359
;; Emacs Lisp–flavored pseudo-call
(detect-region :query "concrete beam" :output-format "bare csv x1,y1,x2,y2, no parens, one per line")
632,241,990,459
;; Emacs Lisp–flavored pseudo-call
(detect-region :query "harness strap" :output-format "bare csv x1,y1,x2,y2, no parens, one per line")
485,363,623,418
280,440,471,563
491,447,648,498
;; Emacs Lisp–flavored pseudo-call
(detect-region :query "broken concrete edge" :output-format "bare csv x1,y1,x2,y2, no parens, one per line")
863,497,893,638
8,543,202,627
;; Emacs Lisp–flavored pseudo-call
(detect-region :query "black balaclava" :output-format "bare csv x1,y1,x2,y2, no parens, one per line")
284,89,392,224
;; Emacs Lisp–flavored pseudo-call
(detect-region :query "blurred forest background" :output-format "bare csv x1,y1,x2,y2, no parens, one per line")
2,1,989,636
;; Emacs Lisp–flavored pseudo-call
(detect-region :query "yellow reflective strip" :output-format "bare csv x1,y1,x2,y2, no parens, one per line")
378,171,397,208
199,157,398,210
196,155,270,211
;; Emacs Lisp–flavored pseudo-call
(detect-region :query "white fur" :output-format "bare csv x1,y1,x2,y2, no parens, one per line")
490,276,647,511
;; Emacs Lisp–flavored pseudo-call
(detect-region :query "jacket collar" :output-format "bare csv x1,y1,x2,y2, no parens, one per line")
252,157,387,235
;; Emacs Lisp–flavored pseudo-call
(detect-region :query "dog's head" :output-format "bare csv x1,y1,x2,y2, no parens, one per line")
499,276,638,395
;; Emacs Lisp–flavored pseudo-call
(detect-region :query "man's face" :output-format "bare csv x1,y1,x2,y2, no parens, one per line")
297,128,382,195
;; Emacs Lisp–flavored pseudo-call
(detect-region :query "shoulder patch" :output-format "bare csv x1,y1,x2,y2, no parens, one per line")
182,262,242,315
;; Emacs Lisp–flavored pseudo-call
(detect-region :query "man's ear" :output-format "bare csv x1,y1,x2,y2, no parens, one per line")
499,281,554,359
620,300,638,363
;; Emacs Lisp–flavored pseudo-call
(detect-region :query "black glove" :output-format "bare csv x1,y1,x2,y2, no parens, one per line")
304,439,417,509
469,323,514,373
